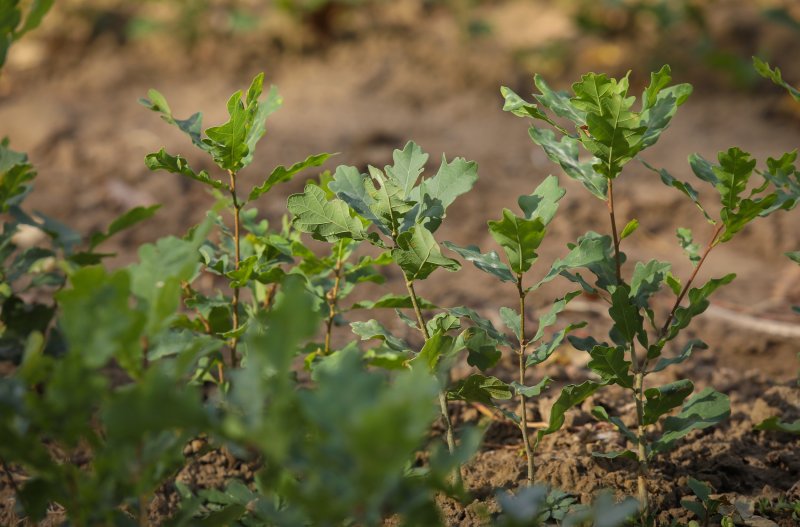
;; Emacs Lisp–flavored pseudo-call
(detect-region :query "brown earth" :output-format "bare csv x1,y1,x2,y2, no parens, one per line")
1,0,799,525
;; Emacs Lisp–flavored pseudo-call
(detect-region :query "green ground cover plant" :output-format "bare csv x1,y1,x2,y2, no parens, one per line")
1,3,800,522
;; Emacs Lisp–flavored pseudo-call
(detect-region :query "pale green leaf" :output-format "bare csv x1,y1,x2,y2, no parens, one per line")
488,209,546,274
248,153,332,201
287,184,366,242
392,226,460,280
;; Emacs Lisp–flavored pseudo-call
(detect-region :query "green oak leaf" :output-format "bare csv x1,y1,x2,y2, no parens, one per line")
392,226,460,280
89,205,161,250
442,242,514,283
488,210,546,274
449,374,512,405
145,149,224,190
536,380,603,443
652,388,729,455
248,153,332,201
529,127,607,199
517,174,565,226
287,184,367,242
643,379,694,426
608,285,644,343
753,56,800,102
587,345,633,388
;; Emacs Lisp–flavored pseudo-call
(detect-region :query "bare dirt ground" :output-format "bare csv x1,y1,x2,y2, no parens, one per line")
1,0,799,525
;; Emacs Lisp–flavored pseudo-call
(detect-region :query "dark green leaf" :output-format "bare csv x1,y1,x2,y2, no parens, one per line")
529,127,607,199
753,56,800,102
288,184,367,242
145,149,224,189
449,374,512,405
537,381,603,442
349,294,436,310
350,320,410,352
517,175,565,226
89,205,161,249
249,153,332,201
608,285,643,342
643,379,694,426
511,377,553,398
392,226,460,280
649,339,707,373
630,260,670,308
665,274,736,341
442,241,514,283
652,388,730,454
587,345,633,388
462,327,502,371
139,90,207,150
644,160,712,222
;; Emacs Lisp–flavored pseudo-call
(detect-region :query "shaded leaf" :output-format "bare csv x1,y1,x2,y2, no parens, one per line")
587,345,633,388
536,381,603,442
529,128,606,199
643,379,694,426
517,174,566,226
652,388,730,454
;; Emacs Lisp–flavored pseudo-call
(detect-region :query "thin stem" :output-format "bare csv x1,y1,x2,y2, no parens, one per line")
404,276,461,484
633,371,649,522
324,241,346,355
228,169,241,370
659,223,724,339
516,275,535,484
606,178,623,284
629,340,649,522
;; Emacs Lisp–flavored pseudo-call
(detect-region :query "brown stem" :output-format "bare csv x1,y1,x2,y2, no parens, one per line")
516,276,535,484
404,276,461,484
629,339,649,521
633,370,649,522
659,223,724,339
606,178,623,284
228,169,241,370
324,241,346,355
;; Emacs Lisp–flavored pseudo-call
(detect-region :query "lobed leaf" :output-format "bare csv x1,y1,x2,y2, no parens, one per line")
249,153,332,201
608,285,644,343
536,380,603,443
442,242,514,283
462,327,503,371
753,56,800,102
350,319,410,352
89,205,161,250
643,379,694,426
587,345,633,388
145,149,224,190
499,306,521,342
488,210,546,274
139,91,207,150
511,377,553,398
517,174,566,226
664,274,736,341
287,184,367,242
652,388,729,455
392,226,460,280
529,128,607,199
449,374,512,406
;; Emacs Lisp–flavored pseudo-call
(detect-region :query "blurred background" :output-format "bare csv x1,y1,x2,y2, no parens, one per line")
1,0,799,377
